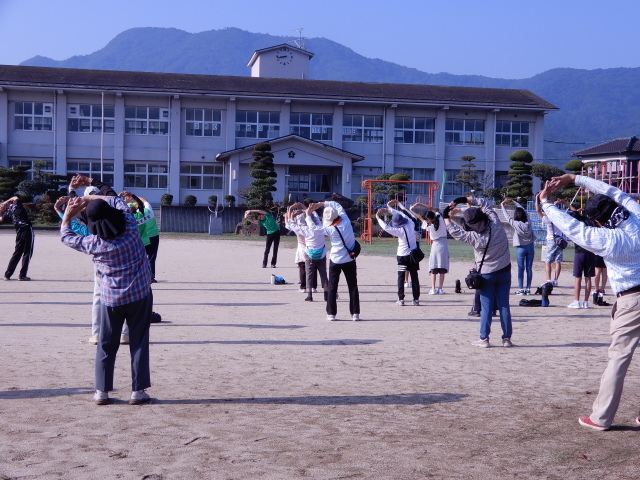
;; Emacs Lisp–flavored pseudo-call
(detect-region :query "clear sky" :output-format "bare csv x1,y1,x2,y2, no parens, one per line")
0,0,638,79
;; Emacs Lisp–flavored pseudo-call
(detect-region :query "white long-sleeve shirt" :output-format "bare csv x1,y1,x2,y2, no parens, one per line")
543,175,640,296
377,207,416,256
287,212,327,258
306,201,356,264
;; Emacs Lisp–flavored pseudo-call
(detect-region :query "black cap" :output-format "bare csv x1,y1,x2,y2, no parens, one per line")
584,194,618,223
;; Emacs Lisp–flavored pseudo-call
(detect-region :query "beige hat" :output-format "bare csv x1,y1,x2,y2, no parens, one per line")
323,207,339,227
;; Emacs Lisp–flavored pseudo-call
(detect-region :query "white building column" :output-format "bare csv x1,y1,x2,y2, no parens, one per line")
54,90,67,175
434,108,448,200
113,94,125,193
168,95,181,201
341,157,353,197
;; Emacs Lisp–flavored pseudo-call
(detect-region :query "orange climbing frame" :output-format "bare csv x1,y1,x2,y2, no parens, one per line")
360,179,441,243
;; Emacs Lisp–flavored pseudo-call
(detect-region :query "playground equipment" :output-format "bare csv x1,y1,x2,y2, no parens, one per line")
360,179,440,243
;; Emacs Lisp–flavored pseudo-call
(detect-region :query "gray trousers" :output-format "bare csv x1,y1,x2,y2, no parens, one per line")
590,291,640,427
92,269,128,337
95,292,153,392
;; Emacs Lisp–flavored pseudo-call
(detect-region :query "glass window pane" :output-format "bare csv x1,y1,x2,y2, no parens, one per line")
202,177,213,189
125,107,136,118
180,176,189,188
203,165,214,174
247,111,257,123
180,165,190,174
148,108,160,120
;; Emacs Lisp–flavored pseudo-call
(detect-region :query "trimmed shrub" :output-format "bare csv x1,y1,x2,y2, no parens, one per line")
184,195,197,206
161,193,173,206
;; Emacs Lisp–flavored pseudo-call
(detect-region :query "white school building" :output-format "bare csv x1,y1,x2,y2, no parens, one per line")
0,44,557,205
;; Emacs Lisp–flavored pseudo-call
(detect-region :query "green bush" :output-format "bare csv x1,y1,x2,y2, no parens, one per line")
223,195,236,207
208,195,218,207
184,195,197,206
160,194,173,206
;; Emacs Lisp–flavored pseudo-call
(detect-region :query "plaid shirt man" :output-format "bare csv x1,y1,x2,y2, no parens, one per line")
60,196,151,307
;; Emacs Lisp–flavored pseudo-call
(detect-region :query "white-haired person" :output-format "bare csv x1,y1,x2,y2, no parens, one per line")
285,203,328,302
306,201,360,321
376,207,421,306
412,204,449,295
443,195,513,348
541,174,640,431
501,198,535,295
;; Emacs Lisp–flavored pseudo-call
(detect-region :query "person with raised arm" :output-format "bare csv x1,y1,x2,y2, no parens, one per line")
412,203,449,295
244,209,281,268
540,174,640,431
501,198,535,295
305,201,360,321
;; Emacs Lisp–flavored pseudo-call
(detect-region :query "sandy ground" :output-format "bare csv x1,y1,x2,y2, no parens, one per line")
1,230,639,480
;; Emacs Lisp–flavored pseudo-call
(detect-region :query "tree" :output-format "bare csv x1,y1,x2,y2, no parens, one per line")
504,149,534,200
0,165,30,200
388,172,411,200
246,142,277,209
455,155,482,195
531,164,565,182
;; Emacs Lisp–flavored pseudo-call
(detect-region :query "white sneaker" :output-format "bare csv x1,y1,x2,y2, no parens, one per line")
582,301,589,309
312,289,318,293
403,282,410,288
352,314,360,321
552,280,559,287
326,315,336,321
94,390,109,405
88,334,98,345
471,338,490,348
502,338,514,348
129,390,150,405
396,299,405,306
407,282,412,288
437,288,444,294
567,300,582,309
120,334,130,344
299,289,306,293
412,299,420,306
428,289,437,295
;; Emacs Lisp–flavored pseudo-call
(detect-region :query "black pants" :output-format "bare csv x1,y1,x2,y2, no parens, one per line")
262,230,281,267
145,235,160,279
397,255,420,300
306,256,328,290
327,260,359,316
297,262,306,289
5,226,34,279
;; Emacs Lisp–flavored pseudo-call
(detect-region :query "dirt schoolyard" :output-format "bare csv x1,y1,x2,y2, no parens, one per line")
1,230,639,479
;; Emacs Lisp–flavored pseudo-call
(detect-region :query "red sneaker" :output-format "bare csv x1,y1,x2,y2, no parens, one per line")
578,416,609,431
636,417,640,426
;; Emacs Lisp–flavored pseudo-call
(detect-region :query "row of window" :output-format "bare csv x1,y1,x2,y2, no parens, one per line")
12,102,530,147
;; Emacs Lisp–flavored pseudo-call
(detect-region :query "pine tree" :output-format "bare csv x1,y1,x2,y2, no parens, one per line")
0,165,30,200
455,155,482,195
246,142,277,209
505,150,534,200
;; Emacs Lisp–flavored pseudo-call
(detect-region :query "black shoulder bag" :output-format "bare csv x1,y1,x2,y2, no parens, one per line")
334,225,361,259
403,227,425,264
465,226,491,290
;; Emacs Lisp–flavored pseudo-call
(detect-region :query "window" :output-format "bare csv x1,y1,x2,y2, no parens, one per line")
288,173,331,193
290,113,333,141
235,111,280,139
14,102,53,131
351,174,377,195
444,169,467,196
8,159,53,180
394,168,435,195
394,117,435,144
124,162,168,188
343,115,383,142
185,109,222,137
496,121,530,147
67,160,114,185
445,119,485,145
124,107,169,135
68,105,115,133
179,164,224,189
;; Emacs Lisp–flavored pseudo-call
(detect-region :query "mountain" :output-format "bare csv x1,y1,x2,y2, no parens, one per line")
19,27,640,166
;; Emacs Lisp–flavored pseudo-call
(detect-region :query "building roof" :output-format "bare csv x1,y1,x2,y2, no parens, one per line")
247,44,314,66
0,65,558,110
572,136,640,157
215,134,365,162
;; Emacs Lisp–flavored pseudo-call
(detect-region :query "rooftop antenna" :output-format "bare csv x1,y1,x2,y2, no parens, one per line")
291,28,307,50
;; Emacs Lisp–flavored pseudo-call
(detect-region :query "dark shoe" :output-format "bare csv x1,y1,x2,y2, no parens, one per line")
18,276,30,281
468,311,480,317
271,265,276,268
262,265,267,268
150,312,162,323
305,295,313,302
151,279,158,284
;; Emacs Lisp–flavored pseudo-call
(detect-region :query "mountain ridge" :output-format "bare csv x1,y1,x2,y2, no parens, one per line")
18,27,640,164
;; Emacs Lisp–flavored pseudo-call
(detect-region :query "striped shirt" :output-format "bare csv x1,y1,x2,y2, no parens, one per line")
60,196,152,307
543,175,640,296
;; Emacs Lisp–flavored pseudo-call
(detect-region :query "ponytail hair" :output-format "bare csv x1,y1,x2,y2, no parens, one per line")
426,210,439,230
